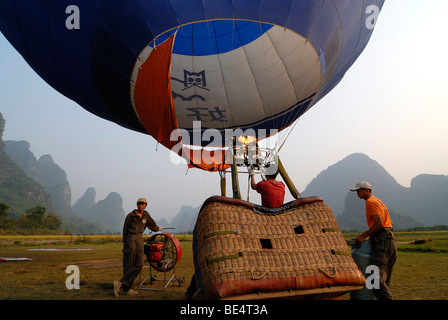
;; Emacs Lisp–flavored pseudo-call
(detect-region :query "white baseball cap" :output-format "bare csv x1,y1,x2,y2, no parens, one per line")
137,198,147,204
349,181,372,191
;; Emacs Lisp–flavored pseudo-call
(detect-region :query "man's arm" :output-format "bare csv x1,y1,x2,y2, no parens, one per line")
122,214,130,241
356,214,384,243
145,214,163,232
248,167,257,190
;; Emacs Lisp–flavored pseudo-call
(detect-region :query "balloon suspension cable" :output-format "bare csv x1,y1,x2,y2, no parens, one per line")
276,117,300,153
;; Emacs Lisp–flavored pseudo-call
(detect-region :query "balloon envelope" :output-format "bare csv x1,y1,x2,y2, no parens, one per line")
0,0,384,149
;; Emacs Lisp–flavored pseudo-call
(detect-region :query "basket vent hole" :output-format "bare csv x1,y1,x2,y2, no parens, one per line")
293,225,305,234
260,238,273,249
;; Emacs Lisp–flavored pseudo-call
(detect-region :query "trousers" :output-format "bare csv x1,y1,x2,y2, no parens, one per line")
120,234,144,291
370,228,397,300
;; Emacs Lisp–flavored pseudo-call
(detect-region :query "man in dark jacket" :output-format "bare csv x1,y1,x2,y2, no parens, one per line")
114,198,163,297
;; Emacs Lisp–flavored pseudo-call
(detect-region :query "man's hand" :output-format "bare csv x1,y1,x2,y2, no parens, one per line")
357,215,383,243
356,234,365,243
248,167,257,189
159,226,164,231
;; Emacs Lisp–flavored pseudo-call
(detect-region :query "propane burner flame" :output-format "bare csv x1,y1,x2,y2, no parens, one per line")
238,136,257,145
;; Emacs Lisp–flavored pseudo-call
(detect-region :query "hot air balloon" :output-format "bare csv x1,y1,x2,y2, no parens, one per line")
1,0,384,299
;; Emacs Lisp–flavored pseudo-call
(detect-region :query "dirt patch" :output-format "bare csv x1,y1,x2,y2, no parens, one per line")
77,259,121,268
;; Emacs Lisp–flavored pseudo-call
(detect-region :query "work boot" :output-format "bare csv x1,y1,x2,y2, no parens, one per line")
123,289,138,296
113,281,122,298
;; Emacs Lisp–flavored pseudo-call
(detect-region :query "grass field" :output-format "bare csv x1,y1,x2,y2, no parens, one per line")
0,231,447,300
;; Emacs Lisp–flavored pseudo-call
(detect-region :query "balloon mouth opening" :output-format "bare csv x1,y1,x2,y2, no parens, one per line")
130,19,321,152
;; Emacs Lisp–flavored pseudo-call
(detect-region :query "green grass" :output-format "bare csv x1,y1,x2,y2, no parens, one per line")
393,232,448,299
0,232,447,300
343,230,448,300
391,252,448,300
0,239,194,300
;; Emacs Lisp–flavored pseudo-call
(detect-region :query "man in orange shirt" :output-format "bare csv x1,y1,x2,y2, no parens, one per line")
350,181,397,300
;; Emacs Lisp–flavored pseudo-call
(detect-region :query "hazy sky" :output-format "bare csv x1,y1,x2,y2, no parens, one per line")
1,1,447,222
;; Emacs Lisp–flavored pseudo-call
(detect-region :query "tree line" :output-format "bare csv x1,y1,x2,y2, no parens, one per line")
0,202,62,234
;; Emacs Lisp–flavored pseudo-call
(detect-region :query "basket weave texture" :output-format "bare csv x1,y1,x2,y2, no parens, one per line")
193,196,365,299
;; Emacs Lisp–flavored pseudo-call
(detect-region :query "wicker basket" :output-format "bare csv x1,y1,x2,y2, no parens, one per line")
192,196,365,299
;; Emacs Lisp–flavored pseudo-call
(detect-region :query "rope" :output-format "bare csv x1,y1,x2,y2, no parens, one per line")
318,267,337,278
250,270,269,280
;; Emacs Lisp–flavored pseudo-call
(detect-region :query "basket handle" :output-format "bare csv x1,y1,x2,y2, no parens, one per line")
318,267,337,278
250,270,269,280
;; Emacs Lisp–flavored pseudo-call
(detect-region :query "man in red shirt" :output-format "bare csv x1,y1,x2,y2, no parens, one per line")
350,181,397,300
249,168,285,208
